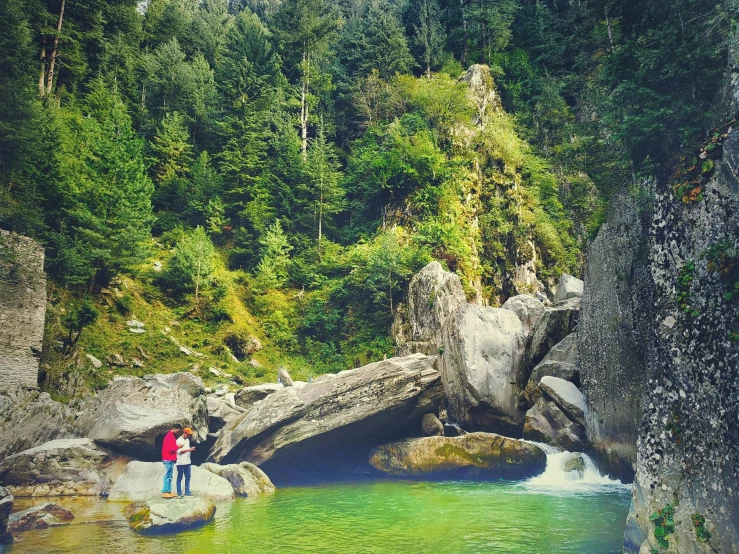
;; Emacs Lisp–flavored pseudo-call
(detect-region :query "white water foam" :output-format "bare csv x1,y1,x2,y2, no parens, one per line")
520,441,631,495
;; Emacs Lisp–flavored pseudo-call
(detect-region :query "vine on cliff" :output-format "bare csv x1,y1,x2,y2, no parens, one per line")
649,503,676,550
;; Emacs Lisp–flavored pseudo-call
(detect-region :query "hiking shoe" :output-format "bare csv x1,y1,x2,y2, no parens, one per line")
162,492,176,498
185,493,193,497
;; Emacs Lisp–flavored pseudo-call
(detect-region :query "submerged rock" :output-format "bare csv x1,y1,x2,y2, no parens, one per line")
523,397,586,452
234,384,283,409
0,487,12,543
0,438,130,497
368,433,546,479
123,497,215,534
200,462,275,497
439,305,526,436
8,502,74,532
74,373,208,461
563,454,585,478
107,461,234,501
208,354,443,482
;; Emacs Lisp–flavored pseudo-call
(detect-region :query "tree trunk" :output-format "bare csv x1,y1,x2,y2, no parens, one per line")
39,37,47,96
605,11,615,49
460,0,468,65
317,194,323,261
195,260,201,313
301,49,309,161
47,0,65,96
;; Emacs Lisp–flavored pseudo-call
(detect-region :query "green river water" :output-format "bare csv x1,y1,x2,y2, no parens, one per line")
2,475,631,554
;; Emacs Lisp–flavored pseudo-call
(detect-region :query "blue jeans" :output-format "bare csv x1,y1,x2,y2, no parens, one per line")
162,461,175,493
177,464,191,496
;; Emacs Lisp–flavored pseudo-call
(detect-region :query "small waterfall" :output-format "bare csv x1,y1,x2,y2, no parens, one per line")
521,442,629,494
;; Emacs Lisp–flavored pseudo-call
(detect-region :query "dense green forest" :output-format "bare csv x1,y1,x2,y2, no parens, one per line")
0,0,731,395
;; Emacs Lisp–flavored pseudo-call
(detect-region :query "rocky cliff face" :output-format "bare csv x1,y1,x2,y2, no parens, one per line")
0,230,46,391
580,70,739,554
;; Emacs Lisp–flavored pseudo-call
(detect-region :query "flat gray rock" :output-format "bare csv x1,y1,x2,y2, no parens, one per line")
107,461,234,501
554,274,584,303
539,376,586,427
124,497,215,534
200,462,275,497
234,384,283,409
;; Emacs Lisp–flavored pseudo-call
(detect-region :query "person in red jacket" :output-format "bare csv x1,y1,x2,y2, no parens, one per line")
161,424,182,498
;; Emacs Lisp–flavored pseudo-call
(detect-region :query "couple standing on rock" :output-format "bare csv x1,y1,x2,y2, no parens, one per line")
161,423,196,498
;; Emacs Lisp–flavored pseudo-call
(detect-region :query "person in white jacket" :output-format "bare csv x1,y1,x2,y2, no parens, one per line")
176,427,196,497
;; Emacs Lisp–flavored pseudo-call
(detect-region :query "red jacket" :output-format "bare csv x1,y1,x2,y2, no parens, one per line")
162,430,178,462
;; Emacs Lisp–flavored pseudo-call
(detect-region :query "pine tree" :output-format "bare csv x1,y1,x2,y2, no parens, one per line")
255,220,293,289
410,0,445,78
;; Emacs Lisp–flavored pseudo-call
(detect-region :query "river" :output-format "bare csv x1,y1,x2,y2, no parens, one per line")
2,450,631,554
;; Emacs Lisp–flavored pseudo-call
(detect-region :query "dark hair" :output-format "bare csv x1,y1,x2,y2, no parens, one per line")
173,423,183,430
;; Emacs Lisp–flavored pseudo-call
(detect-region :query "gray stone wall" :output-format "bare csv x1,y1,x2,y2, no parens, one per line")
0,230,46,391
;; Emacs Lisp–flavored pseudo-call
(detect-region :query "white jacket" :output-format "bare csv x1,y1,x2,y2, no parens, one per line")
176,436,192,465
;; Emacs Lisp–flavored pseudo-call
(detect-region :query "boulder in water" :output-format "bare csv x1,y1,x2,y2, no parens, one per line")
421,413,444,437
439,305,526,436
523,397,586,452
8,502,74,532
107,461,234,501
0,487,12,543
74,373,208,460
539,376,586,427
563,453,585,478
0,438,130,497
368,433,546,479
208,354,443,483
200,462,275,497
123,497,215,534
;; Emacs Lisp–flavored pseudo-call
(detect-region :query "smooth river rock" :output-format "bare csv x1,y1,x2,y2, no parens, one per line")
208,354,443,482
368,433,546,479
522,397,586,452
124,497,215,534
74,373,208,461
0,487,12,542
201,462,275,497
439,305,526,436
107,461,234,501
8,502,74,532
539,376,586,427
0,438,131,497
0,389,75,463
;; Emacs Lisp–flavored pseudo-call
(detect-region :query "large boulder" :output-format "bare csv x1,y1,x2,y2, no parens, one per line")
501,294,546,337
74,373,208,460
420,413,444,437
0,388,75,462
234,384,283,409
206,395,245,432
539,376,586,428
107,461,234,501
395,262,467,356
0,487,12,543
208,354,443,483
368,433,546,479
526,298,580,369
0,439,130,497
200,462,275,497
8,502,74,532
553,274,584,303
523,333,579,404
439,304,526,436
522,397,586,452
123,497,215,534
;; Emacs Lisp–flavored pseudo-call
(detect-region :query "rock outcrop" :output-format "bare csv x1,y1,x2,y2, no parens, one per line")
368,433,546,479
107,461,234,501
501,294,546,338
206,395,245,432
234,384,282,409
208,354,443,483
74,373,208,460
538,376,585,428
0,487,12,543
523,333,579,404
201,462,275,497
523,397,586,452
394,262,467,356
439,305,526,436
0,230,47,391
0,389,75,462
8,502,74,532
553,274,584,303
0,439,130,497
124,498,216,534
526,298,580,369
